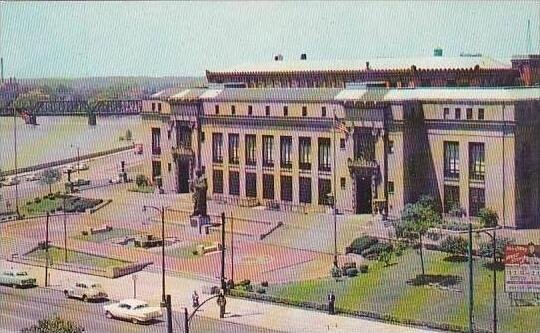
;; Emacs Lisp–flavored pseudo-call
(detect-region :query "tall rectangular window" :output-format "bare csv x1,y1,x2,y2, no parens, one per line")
443,107,450,119
469,142,485,181
245,135,257,166
151,128,161,155
228,134,239,164
318,178,331,205
262,135,274,167
444,185,460,213
263,174,274,199
280,136,292,168
158,103,162,112
280,176,293,202
248,105,253,116
302,106,307,117
229,171,240,195
151,161,161,181
478,108,485,120
214,105,220,115
469,187,485,217
444,141,459,178
213,170,223,194
299,177,312,203
283,106,289,117
246,173,257,197
466,108,473,120
299,137,311,170
231,105,236,115
318,138,331,171
212,133,223,163
321,106,327,117
455,108,461,119
265,105,270,116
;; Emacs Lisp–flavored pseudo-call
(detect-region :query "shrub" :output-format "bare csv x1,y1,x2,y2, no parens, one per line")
331,266,342,278
244,284,253,292
345,267,358,277
440,235,468,257
256,287,266,294
349,236,379,255
135,174,150,188
238,279,251,286
479,237,514,262
81,231,88,236
478,208,499,228
358,264,369,273
34,197,41,203
261,281,269,287
361,243,393,259
341,262,356,271
227,279,235,290
26,200,32,205
395,241,407,256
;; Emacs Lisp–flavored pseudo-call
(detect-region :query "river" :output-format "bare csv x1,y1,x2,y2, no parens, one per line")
0,115,145,170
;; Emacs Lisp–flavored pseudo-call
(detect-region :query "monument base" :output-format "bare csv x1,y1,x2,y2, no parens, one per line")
190,215,211,233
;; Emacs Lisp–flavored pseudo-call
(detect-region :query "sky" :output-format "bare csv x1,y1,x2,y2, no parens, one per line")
1,1,540,79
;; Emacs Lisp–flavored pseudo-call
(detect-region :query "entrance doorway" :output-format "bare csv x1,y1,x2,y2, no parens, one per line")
177,160,190,193
355,176,372,214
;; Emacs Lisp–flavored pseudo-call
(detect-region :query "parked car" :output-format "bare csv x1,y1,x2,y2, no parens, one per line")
104,299,163,324
109,174,122,184
0,270,37,288
62,164,75,174
64,280,108,301
1,176,20,186
75,162,89,171
24,173,40,182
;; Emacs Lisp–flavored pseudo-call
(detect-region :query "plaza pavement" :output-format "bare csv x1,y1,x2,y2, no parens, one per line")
1,260,437,333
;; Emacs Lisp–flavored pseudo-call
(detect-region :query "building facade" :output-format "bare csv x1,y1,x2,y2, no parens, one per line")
142,83,540,229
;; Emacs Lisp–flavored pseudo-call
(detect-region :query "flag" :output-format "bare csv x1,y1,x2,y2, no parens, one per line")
334,114,349,135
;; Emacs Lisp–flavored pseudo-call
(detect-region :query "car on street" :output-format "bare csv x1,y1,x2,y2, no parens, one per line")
74,162,89,171
63,280,108,302
109,174,122,184
1,176,20,186
0,270,37,288
24,173,40,182
72,178,91,187
104,299,163,324
62,164,75,174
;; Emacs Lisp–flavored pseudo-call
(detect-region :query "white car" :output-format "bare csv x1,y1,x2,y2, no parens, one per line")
75,162,89,171
63,280,108,302
109,175,122,184
104,299,163,324
25,173,40,182
62,164,75,174
2,176,20,186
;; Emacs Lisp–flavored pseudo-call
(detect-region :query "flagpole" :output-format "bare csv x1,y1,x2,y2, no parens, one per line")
332,109,338,268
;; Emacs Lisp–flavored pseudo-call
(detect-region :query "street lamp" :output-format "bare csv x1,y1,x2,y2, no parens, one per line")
476,227,499,333
142,205,167,306
71,144,80,174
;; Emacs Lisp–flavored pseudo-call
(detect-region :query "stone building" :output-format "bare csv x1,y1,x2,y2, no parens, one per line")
141,82,540,229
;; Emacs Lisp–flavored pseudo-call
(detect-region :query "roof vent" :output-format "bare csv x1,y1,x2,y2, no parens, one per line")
300,53,307,60
274,54,283,61
433,48,443,57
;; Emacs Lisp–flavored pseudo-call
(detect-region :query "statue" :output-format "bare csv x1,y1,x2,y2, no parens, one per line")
190,169,208,217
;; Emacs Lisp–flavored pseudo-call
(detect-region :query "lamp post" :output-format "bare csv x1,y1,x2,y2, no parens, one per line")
71,144,80,174
12,104,19,217
476,227,498,333
142,205,167,305
468,222,474,333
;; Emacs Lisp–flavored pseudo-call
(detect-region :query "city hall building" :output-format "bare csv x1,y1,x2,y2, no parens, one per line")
141,53,540,229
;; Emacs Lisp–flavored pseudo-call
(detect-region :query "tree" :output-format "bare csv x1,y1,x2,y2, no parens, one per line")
479,237,514,263
21,315,84,333
378,247,394,267
440,235,468,258
398,195,442,277
477,207,499,228
40,168,62,194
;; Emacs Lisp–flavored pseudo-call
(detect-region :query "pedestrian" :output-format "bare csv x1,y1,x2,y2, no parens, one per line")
192,290,199,308
328,291,336,315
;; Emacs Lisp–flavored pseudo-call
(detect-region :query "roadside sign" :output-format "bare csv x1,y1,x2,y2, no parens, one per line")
505,244,540,293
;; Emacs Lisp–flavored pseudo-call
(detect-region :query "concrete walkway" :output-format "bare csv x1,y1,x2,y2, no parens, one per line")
1,260,437,333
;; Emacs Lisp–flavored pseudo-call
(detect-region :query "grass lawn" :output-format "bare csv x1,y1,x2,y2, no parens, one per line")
73,228,139,243
20,196,62,216
166,241,215,259
128,185,155,193
267,250,539,333
27,246,128,268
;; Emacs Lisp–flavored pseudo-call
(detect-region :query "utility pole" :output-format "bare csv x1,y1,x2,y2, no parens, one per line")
332,110,338,268
13,104,19,217
220,212,226,292
63,197,67,262
468,222,474,333
161,206,166,305
230,214,234,285
45,212,50,287
184,307,189,333
165,294,173,333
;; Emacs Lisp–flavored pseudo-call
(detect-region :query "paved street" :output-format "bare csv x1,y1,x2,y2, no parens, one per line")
0,286,285,333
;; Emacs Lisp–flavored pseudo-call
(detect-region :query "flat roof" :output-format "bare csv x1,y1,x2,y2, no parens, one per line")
208,56,512,75
201,88,342,102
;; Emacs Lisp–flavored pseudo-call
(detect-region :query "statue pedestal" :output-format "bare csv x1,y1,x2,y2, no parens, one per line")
190,215,211,234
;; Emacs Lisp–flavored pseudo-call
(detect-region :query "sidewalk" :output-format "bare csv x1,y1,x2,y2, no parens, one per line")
1,260,436,333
